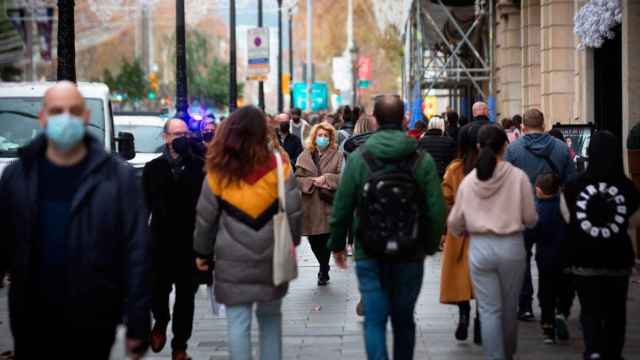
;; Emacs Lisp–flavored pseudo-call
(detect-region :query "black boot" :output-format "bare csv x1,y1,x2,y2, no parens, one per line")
473,316,482,345
317,271,329,286
455,307,470,341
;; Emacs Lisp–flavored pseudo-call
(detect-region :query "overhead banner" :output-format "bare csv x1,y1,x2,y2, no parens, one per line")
292,82,329,112
246,27,270,81
358,56,372,81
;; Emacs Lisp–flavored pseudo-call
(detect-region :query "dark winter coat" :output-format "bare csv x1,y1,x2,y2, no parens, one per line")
530,195,568,273
142,150,205,271
279,133,303,168
0,135,151,340
418,129,457,178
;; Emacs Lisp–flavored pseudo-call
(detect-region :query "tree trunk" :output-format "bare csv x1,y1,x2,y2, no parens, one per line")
57,0,76,82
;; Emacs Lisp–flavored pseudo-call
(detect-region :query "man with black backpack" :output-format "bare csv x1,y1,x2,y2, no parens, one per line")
329,94,445,360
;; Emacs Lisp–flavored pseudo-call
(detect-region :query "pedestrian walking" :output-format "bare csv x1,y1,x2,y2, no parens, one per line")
329,94,446,360
296,122,343,286
504,108,576,321
502,118,521,144
561,131,640,360
277,113,303,167
290,107,311,141
445,111,460,143
470,101,491,126
193,106,303,360
439,123,482,344
530,172,572,345
337,105,356,146
0,82,151,359
408,120,427,140
142,119,206,360
448,125,538,360
418,116,457,178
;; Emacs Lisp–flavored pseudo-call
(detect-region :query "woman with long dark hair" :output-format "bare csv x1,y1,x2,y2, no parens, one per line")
561,131,640,360
193,106,303,360
448,125,538,360
439,123,481,344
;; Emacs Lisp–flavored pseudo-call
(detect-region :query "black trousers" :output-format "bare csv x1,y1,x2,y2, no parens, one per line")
14,326,115,359
152,261,199,352
519,232,535,313
537,270,573,326
575,275,629,360
308,234,331,275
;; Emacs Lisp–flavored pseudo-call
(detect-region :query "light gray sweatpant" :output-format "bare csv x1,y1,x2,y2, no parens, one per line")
469,233,527,360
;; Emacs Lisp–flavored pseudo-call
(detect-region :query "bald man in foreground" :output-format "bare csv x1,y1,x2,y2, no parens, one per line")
0,82,151,359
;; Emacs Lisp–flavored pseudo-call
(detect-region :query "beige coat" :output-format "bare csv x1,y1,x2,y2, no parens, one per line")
295,148,343,235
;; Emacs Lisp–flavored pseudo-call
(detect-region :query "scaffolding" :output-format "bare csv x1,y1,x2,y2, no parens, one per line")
402,0,494,119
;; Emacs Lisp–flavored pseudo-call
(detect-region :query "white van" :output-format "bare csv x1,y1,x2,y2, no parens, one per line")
0,82,135,177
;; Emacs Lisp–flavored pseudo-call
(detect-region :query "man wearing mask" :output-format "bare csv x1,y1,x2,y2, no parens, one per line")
142,119,205,360
277,113,303,167
290,107,310,141
0,82,151,359
202,121,216,145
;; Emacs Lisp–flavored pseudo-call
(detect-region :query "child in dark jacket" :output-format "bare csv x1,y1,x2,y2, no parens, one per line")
531,173,573,344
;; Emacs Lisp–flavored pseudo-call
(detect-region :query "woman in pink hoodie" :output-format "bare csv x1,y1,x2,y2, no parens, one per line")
448,125,538,360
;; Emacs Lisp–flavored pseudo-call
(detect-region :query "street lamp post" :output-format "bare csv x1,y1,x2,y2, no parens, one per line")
288,8,294,110
277,0,284,113
57,0,76,82
229,0,238,111
175,0,188,121
306,0,312,112
257,0,265,111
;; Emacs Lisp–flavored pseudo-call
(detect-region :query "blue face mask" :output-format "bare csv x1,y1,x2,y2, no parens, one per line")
315,136,330,150
45,113,86,151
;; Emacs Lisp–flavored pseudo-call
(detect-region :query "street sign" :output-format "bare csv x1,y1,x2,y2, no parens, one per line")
247,27,270,81
292,82,329,112
358,56,372,81
358,80,370,89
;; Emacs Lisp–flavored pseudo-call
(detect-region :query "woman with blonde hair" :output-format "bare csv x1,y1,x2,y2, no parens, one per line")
194,106,303,360
296,122,343,286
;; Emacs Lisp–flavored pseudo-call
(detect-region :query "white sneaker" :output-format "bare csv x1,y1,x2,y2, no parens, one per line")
589,353,601,360
346,245,353,257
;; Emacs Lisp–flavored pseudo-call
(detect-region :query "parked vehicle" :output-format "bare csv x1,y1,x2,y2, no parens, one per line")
0,82,135,177
114,112,165,173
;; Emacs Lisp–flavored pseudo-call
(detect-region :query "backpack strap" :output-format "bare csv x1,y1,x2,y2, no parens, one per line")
362,147,422,175
362,149,385,173
524,145,560,176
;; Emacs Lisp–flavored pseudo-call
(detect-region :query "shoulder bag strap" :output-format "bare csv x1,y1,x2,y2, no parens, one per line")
274,151,287,213
524,145,560,175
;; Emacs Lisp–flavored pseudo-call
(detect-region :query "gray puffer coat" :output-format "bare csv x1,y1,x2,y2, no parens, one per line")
193,159,303,306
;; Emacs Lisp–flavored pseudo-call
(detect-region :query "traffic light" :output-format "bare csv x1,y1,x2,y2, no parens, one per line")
148,72,159,100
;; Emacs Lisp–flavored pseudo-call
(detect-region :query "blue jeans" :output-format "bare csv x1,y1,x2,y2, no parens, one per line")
355,259,424,360
225,300,282,360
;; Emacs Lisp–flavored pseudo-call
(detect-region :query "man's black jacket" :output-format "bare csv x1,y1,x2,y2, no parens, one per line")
279,133,303,167
142,150,205,270
0,135,151,340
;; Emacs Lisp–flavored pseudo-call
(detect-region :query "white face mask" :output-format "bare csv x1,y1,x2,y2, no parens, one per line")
45,113,86,150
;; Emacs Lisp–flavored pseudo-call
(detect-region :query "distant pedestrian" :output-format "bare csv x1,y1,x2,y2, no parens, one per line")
277,113,303,167
408,120,427,140
448,125,538,360
194,106,303,360
440,123,482,345
470,102,491,126
504,108,576,321
143,119,206,360
530,172,572,345
512,114,523,132
445,111,460,143
561,131,640,360
0,82,151,359
337,106,355,146
296,122,343,286
290,107,311,141
418,116,457,178
329,94,446,360
202,120,216,144
502,118,521,143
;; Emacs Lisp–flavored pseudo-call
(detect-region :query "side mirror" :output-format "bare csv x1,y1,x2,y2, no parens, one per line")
116,132,136,161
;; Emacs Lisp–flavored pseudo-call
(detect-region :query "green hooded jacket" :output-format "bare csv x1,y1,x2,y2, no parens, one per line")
328,129,446,261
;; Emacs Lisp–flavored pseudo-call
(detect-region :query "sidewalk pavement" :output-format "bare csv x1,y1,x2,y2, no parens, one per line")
1,241,639,359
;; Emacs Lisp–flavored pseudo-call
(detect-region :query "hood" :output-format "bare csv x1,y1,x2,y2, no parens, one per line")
470,161,515,199
521,133,557,157
0,158,14,178
364,130,417,160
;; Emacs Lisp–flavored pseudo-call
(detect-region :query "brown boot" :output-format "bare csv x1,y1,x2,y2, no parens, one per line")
172,350,191,360
150,321,168,353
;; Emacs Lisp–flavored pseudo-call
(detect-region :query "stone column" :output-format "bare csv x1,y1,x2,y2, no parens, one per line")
540,0,575,125
521,0,541,112
622,0,640,170
574,0,592,124
501,4,522,117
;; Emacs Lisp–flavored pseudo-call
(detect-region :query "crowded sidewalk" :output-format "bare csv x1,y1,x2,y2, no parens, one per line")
2,243,637,360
